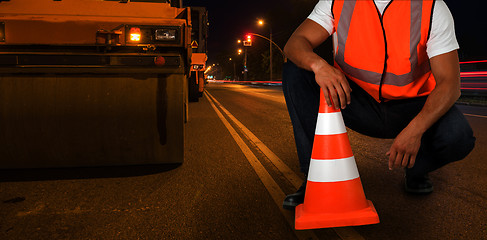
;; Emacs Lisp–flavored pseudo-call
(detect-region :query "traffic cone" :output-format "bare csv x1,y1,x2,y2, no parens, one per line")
295,89,379,230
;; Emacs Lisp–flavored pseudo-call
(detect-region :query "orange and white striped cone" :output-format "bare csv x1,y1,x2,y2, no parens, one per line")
295,89,379,230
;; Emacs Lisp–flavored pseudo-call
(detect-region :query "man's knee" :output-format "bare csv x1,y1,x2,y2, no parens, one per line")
427,108,476,161
438,125,475,161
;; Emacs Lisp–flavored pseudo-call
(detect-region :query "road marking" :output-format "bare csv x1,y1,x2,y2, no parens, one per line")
205,90,302,189
205,90,365,240
204,91,319,240
222,84,286,104
464,113,487,119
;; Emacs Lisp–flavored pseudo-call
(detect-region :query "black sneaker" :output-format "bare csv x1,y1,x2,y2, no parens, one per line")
405,173,433,194
283,181,307,210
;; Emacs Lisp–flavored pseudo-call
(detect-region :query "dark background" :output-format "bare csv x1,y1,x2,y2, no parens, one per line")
183,0,487,80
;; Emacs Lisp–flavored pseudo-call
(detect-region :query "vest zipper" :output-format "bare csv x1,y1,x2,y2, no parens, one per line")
374,1,393,103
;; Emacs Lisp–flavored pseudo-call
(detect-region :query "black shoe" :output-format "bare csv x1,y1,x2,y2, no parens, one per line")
283,181,307,210
405,173,433,194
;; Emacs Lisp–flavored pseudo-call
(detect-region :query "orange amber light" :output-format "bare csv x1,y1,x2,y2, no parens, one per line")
129,28,141,42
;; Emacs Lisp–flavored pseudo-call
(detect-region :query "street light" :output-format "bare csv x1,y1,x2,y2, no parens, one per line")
258,19,273,81
204,65,212,74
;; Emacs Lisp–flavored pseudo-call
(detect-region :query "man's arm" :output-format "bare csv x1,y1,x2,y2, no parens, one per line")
387,50,461,169
284,19,351,109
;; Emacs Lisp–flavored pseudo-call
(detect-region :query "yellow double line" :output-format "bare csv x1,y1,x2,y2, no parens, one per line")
204,90,364,240
464,113,487,119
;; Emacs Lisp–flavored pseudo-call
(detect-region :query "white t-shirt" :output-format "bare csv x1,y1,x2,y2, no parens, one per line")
308,0,459,58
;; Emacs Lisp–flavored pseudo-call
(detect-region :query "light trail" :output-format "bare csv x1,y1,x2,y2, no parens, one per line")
460,60,487,64
460,71,487,78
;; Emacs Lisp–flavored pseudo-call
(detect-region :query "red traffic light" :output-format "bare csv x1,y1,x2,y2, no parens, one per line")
246,34,252,42
243,34,253,47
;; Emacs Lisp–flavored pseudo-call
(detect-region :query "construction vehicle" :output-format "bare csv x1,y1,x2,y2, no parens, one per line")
188,7,208,102
0,0,208,168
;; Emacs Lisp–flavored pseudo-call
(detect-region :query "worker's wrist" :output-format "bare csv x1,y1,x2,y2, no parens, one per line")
406,117,429,136
310,58,330,74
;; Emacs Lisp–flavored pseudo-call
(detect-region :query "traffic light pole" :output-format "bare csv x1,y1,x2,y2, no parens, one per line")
244,47,248,81
247,33,286,63
270,29,272,81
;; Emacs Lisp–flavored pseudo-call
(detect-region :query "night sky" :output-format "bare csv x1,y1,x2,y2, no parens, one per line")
184,0,317,64
183,0,487,77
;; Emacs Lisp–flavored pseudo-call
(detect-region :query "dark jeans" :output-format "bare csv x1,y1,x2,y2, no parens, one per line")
282,61,476,176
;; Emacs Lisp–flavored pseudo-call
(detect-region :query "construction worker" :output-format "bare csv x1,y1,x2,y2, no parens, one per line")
282,0,476,210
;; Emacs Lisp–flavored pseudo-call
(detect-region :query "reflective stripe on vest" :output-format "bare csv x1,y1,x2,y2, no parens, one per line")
333,0,435,101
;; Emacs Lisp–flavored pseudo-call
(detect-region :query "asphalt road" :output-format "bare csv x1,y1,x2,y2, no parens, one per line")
0,83,486,240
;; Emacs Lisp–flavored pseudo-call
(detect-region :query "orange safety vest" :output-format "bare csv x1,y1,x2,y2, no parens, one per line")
332,0,436,102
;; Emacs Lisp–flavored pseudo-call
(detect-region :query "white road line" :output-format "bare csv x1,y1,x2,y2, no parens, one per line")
464,113,487,119
205,90,365,240
205,90,302,189
204,91,318,240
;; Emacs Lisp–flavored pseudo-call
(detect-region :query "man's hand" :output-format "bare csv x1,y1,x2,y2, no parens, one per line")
386,50,461,170
386,126,422,170
283,19,352,109
311,61,352,109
